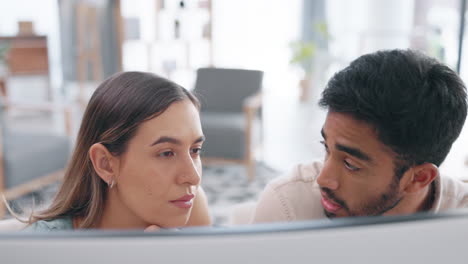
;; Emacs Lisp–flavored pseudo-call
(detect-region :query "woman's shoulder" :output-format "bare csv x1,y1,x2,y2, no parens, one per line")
24,216,74,231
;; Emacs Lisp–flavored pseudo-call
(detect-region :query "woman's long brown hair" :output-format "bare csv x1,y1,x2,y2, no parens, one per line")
29,72,200,228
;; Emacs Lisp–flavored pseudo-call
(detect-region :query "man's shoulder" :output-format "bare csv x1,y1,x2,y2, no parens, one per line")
266,161,323,192
253,160,325,223
437,175,468,209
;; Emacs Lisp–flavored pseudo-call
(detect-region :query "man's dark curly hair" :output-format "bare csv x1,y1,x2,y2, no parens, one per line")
319,49,467,179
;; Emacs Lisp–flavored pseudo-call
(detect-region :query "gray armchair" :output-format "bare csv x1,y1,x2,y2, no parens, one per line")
194,68,263,181
0,100,72,218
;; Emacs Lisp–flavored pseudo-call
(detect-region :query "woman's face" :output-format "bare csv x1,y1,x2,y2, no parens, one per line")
113,99,204,228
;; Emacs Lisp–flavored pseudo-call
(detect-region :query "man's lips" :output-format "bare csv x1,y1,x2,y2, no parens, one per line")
320,191,343,213
170,194,195,209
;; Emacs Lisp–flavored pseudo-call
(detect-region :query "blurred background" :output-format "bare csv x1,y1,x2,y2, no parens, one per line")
1,0,468,222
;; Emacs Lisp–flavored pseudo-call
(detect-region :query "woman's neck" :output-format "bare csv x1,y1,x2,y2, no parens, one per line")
97,189,148,229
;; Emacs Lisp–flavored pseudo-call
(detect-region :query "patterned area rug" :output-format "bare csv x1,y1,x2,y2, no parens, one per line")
202,162,280,225
7,162,281,226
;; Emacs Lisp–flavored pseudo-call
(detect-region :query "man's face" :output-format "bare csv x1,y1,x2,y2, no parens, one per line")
317,111,404,218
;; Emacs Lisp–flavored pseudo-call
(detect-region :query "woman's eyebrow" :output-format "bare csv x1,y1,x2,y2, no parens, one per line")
150,136,181,146
150,135,206,146
194,136,205,144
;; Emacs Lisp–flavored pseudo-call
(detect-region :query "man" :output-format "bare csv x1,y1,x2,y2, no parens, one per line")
253,49,468,223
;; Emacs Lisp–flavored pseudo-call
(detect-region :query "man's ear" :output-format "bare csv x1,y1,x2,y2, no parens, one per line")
403,163,438,193
89,143,119,185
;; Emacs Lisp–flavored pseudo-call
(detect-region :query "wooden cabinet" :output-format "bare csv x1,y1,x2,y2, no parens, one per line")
0,35,50,99
0,36,49,75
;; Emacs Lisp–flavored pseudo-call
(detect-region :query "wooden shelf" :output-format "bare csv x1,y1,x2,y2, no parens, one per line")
0,35,51,100
0,36,49,75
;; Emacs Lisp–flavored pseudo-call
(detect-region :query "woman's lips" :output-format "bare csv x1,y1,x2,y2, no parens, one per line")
320,191,342,213
170,194,195,209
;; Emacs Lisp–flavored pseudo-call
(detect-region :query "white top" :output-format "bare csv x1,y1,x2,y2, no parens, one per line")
252,161,468,223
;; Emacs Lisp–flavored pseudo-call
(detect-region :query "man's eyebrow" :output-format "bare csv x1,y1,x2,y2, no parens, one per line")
321,128,326,139
336,143,372,162
150,135,206,146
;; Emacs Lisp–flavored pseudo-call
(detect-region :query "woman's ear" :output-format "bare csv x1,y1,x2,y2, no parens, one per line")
89,143,118,185
403,163,438,193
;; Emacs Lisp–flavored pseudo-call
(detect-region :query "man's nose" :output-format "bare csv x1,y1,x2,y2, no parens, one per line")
316,159,340,190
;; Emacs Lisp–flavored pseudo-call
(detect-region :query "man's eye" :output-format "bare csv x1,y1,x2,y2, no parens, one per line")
344,160,360,171
159,151,175,157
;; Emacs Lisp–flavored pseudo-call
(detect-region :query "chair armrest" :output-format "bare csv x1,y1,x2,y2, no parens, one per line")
1,99,73,137
243,92,262,114
242,92,262,130
242,93,262,181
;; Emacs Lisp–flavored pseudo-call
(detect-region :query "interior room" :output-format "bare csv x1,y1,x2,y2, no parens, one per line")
0,0,468,241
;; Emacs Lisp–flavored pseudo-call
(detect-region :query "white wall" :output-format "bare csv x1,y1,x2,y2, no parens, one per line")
212,0,302,94
326,0,415,62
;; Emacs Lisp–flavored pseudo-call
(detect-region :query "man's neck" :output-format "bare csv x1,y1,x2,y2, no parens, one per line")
418,181,436,211
386,181,436,216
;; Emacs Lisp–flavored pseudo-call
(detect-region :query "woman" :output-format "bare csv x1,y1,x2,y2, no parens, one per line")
25,71,211,230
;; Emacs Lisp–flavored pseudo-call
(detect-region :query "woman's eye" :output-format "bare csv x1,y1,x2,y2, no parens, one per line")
191,147,202,155
159,151,175,157
344,160,360,171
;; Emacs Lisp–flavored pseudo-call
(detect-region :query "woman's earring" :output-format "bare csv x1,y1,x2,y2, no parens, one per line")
108,179,115,189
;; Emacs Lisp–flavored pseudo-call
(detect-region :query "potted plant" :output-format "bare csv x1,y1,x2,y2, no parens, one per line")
289,23,329,102
290,40,316,102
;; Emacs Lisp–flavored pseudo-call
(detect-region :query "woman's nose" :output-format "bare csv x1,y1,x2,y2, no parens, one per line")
177,155,201,186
